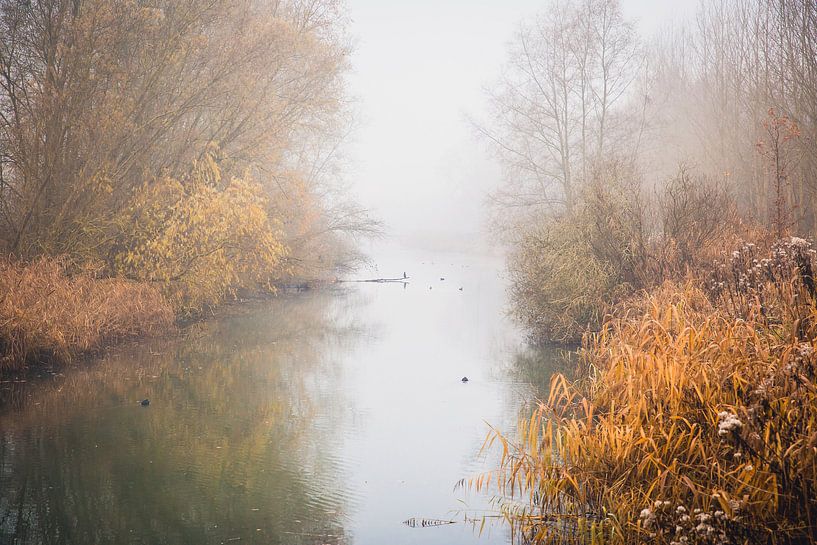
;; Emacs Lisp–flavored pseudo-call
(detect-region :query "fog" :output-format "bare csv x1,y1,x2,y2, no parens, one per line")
2,2,817,543
346,0,694,245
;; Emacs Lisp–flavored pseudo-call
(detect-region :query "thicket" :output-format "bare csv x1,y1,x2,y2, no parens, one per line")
480,1,817,542
484,0,816,344
483,0,816,234
508,164,746,342
477,238,817,544
0,0,368,369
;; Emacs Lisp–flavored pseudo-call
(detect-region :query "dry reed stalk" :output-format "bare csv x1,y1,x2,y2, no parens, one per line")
0,256,174,371
475,238,817,544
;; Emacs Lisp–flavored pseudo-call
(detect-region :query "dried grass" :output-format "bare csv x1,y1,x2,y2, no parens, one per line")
0,256,174,370
475,237,817,544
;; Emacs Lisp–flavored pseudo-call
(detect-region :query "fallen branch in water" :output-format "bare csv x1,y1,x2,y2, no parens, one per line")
403,517,455,528
338,276,409,283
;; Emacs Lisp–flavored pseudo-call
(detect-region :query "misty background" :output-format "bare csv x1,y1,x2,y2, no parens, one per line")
346,0,694,247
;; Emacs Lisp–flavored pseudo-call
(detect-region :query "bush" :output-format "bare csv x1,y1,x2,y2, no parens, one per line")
110,158,288,315
507,162,651,342
508,164,749,342
0,257,174,371
657,167,749,276
508,214,630,342
477,237,817,544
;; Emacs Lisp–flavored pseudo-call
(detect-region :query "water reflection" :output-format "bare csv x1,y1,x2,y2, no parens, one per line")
0,248,559,545
509,344,575,395
1,292,358,545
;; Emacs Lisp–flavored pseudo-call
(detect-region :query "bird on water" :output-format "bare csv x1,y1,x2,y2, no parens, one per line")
461,377,469,383
140,399,150,406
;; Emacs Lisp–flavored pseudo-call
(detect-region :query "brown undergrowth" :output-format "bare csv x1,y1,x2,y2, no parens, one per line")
475,237,817,544
0,257,174,371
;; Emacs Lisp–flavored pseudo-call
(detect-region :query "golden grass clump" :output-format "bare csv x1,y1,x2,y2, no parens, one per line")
477,237,817,544
0,256,174,370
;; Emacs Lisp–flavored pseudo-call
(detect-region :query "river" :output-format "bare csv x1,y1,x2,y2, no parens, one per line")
0,244,564,545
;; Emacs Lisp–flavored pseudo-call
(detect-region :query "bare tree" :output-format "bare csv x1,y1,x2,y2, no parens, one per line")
478,0,640,226
645,0,817,234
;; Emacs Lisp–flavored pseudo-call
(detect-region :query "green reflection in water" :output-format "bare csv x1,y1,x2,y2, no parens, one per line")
0,290,362,545
510,343,575,399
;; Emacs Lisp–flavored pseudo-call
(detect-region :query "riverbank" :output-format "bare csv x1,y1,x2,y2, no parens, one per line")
0,256,336,373
0,257,174,372
480,237,817,543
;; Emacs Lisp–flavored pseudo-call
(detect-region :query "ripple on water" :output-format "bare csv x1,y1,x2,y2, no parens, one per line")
0,249,561,545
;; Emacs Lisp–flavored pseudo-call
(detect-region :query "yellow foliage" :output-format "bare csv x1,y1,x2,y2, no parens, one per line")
113,160,287,314
267,170,332,279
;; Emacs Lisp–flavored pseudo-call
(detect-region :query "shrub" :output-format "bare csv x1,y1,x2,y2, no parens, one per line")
508,214,630,342
657,167,748,275
508,164,750,343
476,237,817,544
0,257,174,370
110,158,288,315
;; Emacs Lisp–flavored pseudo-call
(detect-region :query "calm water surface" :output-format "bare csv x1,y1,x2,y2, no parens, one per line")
0,245,564,545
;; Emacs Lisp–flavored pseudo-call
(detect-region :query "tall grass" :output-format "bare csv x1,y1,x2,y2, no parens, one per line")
476,237,817,544
0,257,174,371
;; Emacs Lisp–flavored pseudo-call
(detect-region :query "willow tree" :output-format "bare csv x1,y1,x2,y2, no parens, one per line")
0,0,357,305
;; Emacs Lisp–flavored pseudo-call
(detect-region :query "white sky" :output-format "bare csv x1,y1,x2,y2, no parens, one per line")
345,0,695,241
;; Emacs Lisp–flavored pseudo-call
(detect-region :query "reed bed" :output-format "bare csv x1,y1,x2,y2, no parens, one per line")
0,256,174,370
476,237,817,544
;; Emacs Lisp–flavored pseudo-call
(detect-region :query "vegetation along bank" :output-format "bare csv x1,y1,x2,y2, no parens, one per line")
0,0,373,372
474,0,817,542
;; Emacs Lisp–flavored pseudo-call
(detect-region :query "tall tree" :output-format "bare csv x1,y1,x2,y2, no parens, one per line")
0,0,356,267
479,0,639,223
